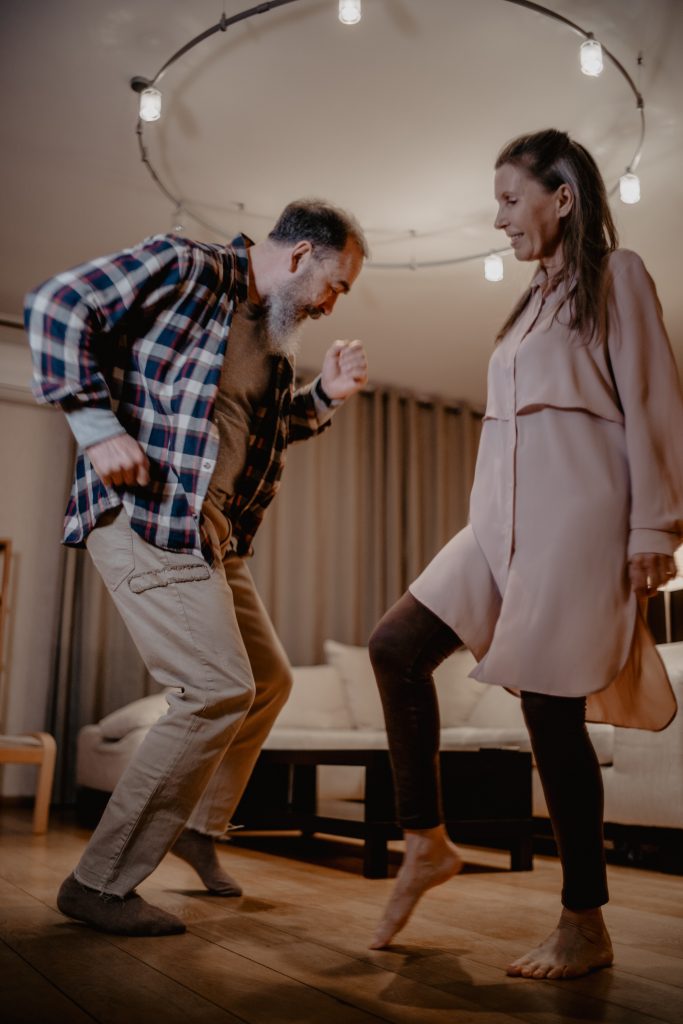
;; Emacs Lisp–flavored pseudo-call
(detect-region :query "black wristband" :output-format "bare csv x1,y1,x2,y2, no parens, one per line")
315,377,333,407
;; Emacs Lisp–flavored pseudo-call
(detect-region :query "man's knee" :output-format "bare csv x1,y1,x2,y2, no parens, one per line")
182,673,256,721
254,658,293,713
271,662,294,707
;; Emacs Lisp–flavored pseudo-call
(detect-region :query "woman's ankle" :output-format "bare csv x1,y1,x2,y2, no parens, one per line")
404,824,447,842
402,824,456,858
561,906,607,931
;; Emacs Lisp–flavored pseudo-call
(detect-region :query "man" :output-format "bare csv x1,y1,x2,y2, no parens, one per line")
25,199,368,936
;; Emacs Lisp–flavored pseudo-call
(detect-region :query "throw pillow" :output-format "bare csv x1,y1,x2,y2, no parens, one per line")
324,640,383,730
99,691,172,741
276,665,354,730
433,648,485,726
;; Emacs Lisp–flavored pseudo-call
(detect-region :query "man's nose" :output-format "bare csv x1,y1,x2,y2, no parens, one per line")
322,294,338,315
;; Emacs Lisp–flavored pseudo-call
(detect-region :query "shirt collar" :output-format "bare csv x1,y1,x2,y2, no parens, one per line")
228,233,254,306
530,262,577,299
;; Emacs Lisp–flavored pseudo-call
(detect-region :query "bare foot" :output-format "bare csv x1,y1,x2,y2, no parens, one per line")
369,825,462,949
506,907,614,979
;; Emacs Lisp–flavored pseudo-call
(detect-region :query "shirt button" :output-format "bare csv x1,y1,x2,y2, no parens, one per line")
202,459,214,471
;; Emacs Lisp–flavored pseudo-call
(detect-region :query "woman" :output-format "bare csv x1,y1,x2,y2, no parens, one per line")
368,129,683,979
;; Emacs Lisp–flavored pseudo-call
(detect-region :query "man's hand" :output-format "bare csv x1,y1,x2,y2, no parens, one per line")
629,552,676,597
86,434,150,488
320,340,368,401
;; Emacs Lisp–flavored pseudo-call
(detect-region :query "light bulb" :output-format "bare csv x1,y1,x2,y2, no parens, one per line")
619,172,641,204
339,0,361,26
172,205,185,234
139,87,162,122
484,254,504,282
580,38,603,77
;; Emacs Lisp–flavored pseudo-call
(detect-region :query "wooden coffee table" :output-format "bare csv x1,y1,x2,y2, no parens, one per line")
232,746,533,878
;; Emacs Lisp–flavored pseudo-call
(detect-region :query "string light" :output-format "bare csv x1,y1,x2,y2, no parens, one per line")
484,254,504,283
130,0,646,270
172,204,185,233
139,87,162,122
619,171,641,204
339,0,361,25
580,36,603,77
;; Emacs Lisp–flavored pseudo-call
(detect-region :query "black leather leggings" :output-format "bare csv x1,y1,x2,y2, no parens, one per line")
369,591,608,910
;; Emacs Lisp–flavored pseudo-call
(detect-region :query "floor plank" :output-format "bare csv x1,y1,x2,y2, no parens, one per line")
1,806,682,1024
0,938,95,1024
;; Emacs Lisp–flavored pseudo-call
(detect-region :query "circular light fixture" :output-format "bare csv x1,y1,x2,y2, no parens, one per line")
130,1,646,271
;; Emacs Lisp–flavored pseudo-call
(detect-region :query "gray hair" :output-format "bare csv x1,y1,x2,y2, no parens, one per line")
269,198,369,259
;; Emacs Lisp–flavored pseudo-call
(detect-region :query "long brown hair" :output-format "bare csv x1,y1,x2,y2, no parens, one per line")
495,129,618,341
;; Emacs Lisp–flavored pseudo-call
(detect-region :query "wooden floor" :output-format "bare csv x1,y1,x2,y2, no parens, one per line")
1,806,682,1024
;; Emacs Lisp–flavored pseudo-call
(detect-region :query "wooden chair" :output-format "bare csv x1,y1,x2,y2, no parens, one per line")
0,539,57,833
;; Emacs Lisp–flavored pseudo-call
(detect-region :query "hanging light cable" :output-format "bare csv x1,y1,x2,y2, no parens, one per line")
339,0,361,25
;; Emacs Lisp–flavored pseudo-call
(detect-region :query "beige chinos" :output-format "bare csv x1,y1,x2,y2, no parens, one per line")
73,506,291,897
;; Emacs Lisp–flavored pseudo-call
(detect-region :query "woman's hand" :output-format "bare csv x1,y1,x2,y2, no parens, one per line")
629,552,676,597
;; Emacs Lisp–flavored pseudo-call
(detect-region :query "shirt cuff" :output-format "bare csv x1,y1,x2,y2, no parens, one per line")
64,406,127,449
312,375,343,424
628,529,681,559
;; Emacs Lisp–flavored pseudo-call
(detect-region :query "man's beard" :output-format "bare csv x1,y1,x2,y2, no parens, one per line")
261,265,321,358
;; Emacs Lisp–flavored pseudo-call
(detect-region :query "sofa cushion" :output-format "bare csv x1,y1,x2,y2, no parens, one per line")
464,685,614,764
324,640,380,729
440,726,529,751
467,683,526,729
77,723,152,791
657,641,683,685
98,691,172,741
586,724,615,765
434,649,486,725
323,639,484,730
276,665,353,730
440,723,614,765
264,728,389,750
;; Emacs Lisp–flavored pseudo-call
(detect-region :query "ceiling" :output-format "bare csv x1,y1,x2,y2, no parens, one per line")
2,0,682,408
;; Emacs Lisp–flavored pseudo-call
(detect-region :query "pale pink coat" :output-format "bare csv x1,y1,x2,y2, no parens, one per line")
411,250,683,729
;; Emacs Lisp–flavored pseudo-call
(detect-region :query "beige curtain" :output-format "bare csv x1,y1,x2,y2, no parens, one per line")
250,388,481,664
49,383,480,794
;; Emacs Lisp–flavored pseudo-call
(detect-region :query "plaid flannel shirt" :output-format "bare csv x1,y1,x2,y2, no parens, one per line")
24,233,329,559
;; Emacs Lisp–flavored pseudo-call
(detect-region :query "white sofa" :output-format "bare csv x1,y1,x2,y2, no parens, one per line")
77,641,683,834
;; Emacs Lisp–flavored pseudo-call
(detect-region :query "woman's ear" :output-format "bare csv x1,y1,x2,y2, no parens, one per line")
557,184,574,220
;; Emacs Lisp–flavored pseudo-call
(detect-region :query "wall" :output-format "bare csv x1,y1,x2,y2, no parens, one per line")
0,321,73,795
